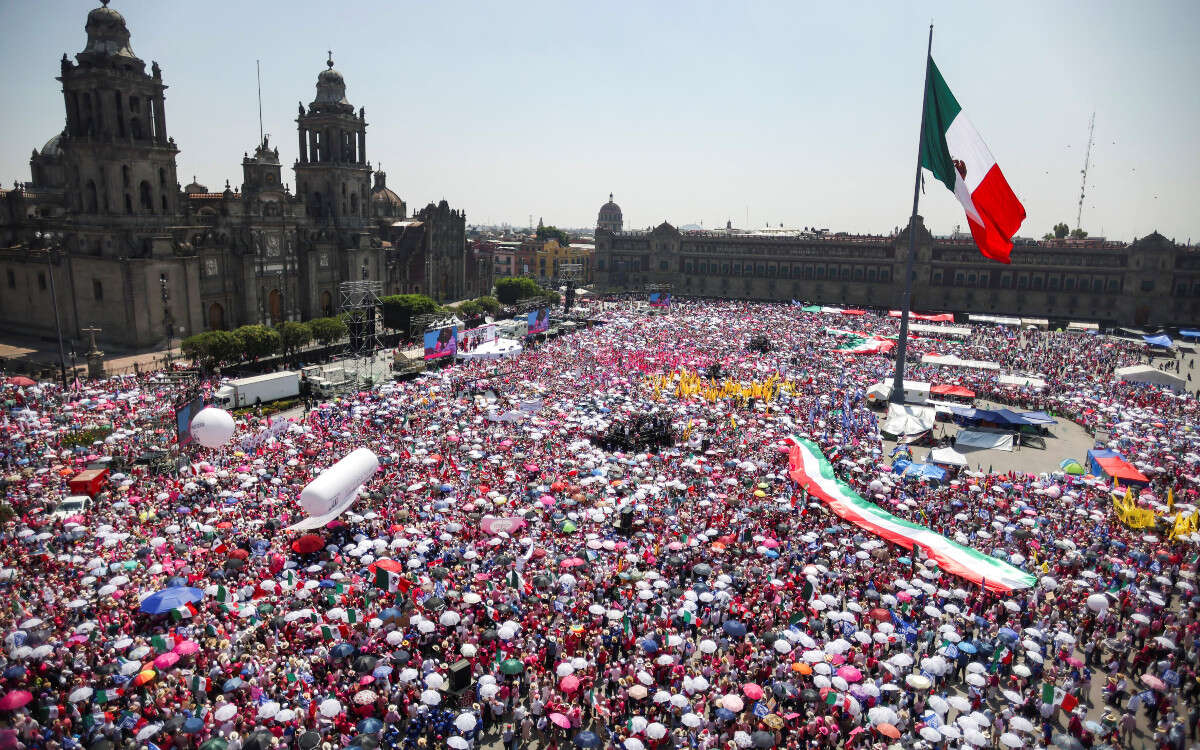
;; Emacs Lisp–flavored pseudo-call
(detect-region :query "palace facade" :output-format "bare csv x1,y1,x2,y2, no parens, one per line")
592,196,1200,328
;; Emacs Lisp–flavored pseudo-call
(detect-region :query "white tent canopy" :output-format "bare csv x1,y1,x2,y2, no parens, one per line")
929,447,970,467
881,404,935,439
909,323,972,338
998,374,1046,390
1114,364,1186,392
921,354,1001,371
955,430,1014,452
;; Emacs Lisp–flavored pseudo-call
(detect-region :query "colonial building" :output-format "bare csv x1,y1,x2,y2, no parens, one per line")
592,197,1200,328
0,3,474,351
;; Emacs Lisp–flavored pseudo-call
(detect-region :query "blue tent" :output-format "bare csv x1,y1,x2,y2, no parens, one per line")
1181,329,1200,339
1018,410,1057,425
1143,334,1173,347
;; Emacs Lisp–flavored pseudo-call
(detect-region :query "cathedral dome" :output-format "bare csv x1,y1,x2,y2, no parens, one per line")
597,193,623,232
314,54,350,107
40,133,64,159
82,1,138,60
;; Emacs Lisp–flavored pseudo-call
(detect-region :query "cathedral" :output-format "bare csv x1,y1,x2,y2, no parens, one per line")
0,2,488,350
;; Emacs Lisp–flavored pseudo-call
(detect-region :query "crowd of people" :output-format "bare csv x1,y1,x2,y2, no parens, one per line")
1,299,1197,750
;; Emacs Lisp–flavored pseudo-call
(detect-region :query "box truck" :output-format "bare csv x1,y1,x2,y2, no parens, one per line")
214,371,300,409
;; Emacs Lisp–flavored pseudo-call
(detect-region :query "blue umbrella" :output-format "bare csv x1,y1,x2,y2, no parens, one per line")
3,665,26,679
573,731,601,748
379,608,402,621
330,643,356,659
165,576,187,587
183,717,205,734
715,708,736,721
356,719,383,735
639,638,659,653
222,677,245,692
139,586,204,615
722,620,747,638
958,642,977,654
997,627,1019,643
319,580,338,588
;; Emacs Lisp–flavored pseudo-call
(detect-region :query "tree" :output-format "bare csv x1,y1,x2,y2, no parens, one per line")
456,300,483,320
233,324,280,361
535,225,571,246
308,316,348,345
277,321,313,360
474,296,503,316
494,276,543,304
182,330,241,370
1052,222,1070,239
1069,227,1088,239
380,294,440,335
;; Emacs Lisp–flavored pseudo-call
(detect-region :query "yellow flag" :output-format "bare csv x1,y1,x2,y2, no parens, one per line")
1167,487,1174,513
730,415,737,430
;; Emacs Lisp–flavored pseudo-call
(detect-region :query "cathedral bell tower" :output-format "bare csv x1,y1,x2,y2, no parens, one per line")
294,52,370,228
58,0,180,231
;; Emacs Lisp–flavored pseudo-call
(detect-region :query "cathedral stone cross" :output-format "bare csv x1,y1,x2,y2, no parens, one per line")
82,323,102,354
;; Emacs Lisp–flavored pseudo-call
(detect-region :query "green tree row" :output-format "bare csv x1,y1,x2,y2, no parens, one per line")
182,317,347,369
493,277,560,305
1043,222,1089,240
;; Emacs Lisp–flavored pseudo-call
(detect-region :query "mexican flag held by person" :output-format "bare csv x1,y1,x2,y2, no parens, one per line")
921,58,1026,263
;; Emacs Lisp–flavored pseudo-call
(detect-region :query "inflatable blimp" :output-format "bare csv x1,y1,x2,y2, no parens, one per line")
287,447,379,531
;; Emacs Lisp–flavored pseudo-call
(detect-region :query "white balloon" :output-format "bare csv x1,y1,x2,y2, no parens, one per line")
190,408,235,449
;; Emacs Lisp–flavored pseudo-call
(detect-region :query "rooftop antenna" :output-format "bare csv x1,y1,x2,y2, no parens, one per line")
256,60,264,147
1075,112,1095,232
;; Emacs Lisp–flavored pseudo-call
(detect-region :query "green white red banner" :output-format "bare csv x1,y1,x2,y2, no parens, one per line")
784,436,1035,593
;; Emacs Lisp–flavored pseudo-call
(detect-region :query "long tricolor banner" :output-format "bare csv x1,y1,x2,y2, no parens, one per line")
784,436,1034,593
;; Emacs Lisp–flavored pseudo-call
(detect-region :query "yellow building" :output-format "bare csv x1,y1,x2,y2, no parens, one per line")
535,239,594,284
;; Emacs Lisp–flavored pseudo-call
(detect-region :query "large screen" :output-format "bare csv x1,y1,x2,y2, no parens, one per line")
457,324,497,354
649,292,671,308
526,308,550,335
174,394,203,446
423,326,458,360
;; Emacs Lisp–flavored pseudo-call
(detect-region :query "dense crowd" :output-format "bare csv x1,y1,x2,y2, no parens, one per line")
1,300,1197,750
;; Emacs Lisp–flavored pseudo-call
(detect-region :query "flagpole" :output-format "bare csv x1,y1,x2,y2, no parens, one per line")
891,24,934,406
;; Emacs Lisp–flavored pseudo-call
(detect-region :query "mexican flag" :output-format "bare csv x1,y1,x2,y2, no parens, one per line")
921,58,1025,263
213,585,231,604
374,567,400,592
783,436,1035,593
170,602,198,622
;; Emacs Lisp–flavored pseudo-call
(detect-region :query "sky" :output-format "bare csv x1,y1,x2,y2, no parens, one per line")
1,1,1198,242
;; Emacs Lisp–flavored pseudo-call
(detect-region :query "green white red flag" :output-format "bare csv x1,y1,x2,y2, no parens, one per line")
783,436,1035,593
921,58,1025,263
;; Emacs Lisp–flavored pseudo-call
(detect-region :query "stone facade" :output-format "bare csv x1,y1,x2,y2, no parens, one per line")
0,4,474,351
593,206,1200,328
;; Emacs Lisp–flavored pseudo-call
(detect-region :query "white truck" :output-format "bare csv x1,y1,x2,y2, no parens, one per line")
214,371,300,409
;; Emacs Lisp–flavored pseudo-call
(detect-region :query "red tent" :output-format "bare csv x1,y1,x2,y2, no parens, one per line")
930,384,976,398
1094,455,1149,485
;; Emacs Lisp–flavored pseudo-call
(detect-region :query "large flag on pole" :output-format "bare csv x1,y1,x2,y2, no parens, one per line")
920,58,1025,263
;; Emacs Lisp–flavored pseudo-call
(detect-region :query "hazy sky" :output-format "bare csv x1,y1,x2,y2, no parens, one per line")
2,1,1197,241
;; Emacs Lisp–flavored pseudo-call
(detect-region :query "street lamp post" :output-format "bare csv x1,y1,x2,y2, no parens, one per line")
40,235,69,391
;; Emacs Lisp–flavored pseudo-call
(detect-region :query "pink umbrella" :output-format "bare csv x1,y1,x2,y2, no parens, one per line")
548,712,571,729
173,640,200,656
560,675,580,693
154,652,180,670
836,666,863,683
0,691,32,710
742,683,764,700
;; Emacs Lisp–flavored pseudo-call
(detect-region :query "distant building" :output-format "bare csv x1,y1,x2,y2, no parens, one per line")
597,193,623,233
592,200,1200,327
